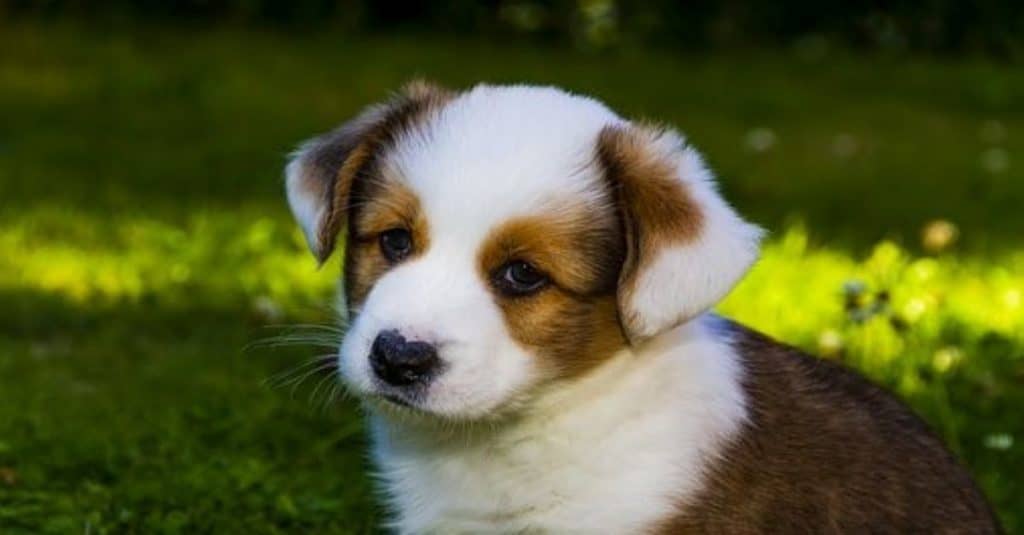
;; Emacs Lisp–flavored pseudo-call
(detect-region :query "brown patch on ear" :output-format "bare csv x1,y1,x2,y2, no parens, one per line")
344,179,429,309
317,140,373,261
477,209,628,378
304,80,453,262
596,124,705,342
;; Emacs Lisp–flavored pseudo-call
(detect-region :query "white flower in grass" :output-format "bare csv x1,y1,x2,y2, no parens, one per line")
980,147,1009,174
744,127,776,153
984,433,1013,451
831,133,858,159
818,329,843,357
921,220,958,253
253,295,283,322
932,346,962,373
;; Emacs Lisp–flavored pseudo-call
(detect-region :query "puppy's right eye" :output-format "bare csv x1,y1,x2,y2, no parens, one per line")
493,260,549,296
380,228,413,262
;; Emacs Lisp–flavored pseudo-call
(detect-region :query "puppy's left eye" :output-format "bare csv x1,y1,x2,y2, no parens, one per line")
494,261,548,296
380,228,413,262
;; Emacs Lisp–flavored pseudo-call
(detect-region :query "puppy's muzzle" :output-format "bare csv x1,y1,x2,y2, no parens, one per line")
370,329,441,387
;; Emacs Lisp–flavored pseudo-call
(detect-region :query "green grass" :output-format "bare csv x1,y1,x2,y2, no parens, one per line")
1,21,1022,533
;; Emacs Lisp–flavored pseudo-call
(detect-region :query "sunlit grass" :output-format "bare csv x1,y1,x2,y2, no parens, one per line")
6,208,1022,470
722,225,1024,527
11,209,1022,373
1,20,1021,534
4,208,1022,531
0,207,337,311
8,210,1022,356
725,224,1024,346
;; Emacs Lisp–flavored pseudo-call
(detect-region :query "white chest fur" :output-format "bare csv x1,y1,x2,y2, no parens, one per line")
368,317,748,534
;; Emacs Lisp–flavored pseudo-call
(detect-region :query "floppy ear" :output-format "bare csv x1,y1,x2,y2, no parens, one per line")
285,81,452,263
598,124,763,343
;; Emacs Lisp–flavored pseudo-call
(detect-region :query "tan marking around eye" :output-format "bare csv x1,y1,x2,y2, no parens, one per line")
345,178,429,309
339,81,453,310
477,208,627,378
355,179,428,242
478,212,619,296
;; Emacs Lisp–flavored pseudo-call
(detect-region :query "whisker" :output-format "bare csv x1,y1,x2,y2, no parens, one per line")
272,322,349,332
308,368,339,406
318,381,339,414
263,354,337,389
284,361,338,399
250,335,342,350
249,309,353,409
247,322,348,352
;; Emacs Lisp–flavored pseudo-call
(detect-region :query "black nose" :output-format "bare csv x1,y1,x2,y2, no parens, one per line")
369,330,440,386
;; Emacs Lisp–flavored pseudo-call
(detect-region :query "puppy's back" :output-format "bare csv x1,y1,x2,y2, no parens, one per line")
661,322,999,533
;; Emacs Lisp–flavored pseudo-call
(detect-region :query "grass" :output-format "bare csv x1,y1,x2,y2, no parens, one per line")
0,20,1022,533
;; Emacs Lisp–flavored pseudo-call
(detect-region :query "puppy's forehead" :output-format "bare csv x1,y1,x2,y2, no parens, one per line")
384,85,623,237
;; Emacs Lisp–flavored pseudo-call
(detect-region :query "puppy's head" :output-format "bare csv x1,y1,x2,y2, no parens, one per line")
286,82,761,420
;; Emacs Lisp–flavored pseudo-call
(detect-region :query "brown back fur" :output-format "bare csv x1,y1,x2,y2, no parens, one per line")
658,320,1000,534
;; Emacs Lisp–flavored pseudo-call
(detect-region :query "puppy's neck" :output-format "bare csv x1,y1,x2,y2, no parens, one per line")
368,315,748,533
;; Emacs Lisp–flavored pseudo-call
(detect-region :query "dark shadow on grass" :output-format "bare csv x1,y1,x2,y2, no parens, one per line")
0,288,380,532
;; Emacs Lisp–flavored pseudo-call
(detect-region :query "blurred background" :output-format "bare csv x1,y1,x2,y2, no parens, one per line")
0,1,1021,533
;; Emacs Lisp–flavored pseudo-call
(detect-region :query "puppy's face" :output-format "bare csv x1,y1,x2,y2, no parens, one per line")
286,83,761,420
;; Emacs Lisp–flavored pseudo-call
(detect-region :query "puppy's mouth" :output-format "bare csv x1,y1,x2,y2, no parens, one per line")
366,384,432,415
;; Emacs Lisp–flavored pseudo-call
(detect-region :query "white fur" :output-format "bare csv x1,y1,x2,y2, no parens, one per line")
372,315,746,534
340,85,627,418
284,153,327,255
339,241,537,419
621,129,763,340
286,84,759,532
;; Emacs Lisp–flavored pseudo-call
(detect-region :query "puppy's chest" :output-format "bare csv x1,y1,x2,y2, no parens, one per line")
373,419,696,534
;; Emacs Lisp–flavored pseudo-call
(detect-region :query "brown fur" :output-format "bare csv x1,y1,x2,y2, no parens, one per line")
295,80,452,263
307,85,998,532
476,210,627,378
302,85,998,532
657,321,1000,534
345,179,429,308
596,124,705,341
317,81,454,309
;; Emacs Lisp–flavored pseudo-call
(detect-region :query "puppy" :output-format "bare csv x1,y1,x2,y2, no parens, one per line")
285,82,999,533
